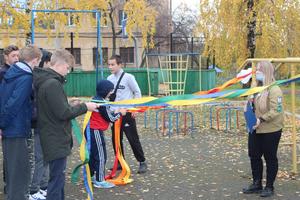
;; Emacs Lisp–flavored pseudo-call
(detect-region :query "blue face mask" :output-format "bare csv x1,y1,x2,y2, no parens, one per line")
256,72,265,82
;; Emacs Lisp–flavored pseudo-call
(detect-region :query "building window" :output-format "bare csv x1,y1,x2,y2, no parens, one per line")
92,11,108,27
38,18,55,29
0,16,13,26
93,47,108,67
65,48,81,65
120,47,134,64
102,12,108,27
0,49,4,65
65,13,79,26
118,10,127,26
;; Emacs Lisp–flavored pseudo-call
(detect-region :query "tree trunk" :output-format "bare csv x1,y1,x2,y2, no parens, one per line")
108,2,117,55
246,0,256,58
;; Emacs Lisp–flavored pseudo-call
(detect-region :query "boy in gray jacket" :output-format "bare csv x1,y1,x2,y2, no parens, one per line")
107,55,147,174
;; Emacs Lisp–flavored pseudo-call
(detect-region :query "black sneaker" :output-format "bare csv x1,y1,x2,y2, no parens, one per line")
260,187,274,197
242,182,263,194
137,162,147,174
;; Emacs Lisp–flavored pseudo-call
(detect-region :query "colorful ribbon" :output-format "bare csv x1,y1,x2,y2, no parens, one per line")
71,73,300,199
105,118,133,185
71,111,93,200
102,74,300,108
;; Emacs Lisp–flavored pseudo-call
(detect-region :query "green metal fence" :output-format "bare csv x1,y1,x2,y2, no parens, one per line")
64,69,159,96
185,69,216,93
64,68,216,96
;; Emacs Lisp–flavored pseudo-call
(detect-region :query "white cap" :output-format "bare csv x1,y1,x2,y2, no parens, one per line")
237,68,252,84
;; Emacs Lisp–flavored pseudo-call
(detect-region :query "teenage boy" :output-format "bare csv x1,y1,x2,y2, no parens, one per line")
0,45,19,81
107,55,147,174
0,44,19,195
0,45,42,200
33,49,98,200
29,50,53,200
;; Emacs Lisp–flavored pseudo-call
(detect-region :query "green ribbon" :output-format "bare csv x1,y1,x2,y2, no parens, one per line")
71,119,90,183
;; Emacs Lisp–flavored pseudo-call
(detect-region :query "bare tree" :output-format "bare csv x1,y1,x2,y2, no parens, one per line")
107,1,122,55
147,0,172,53
172,3,199,53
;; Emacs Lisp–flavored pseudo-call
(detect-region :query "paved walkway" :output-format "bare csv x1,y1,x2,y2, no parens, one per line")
0,123,299,200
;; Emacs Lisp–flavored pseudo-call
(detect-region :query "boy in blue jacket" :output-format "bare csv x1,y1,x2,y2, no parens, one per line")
86,80,125,188
0,45,42,200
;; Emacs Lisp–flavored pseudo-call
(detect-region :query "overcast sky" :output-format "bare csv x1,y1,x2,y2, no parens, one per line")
172,0,200,12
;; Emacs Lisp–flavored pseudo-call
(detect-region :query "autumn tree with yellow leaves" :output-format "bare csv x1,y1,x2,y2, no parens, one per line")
0,0,31,47
197,0,300,69
0,0,157,51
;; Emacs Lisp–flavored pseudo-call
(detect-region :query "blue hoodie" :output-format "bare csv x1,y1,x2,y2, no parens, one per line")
94,80,121,123
0,62,33,138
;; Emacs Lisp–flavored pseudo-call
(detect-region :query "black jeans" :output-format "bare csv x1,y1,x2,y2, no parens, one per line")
248,130,282,188
47,157,67,200
2,138,30,200
111,112,145,163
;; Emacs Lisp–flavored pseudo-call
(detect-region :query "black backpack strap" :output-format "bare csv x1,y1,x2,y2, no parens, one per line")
109,72,125,102
113,72,125,95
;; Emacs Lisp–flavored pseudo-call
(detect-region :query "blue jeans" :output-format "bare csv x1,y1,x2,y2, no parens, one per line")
46,157,67,200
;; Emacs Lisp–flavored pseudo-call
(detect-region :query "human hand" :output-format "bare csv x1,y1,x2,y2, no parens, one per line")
69,98,82,106
243,103,247,112
85,102,99,112
253,118,261,130
119,108,127,116
131,112,136,118
114,108,127,116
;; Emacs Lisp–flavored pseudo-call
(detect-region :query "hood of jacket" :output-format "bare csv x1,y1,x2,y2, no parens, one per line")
96,79,114,98
33,67,65,90
4,62,32,83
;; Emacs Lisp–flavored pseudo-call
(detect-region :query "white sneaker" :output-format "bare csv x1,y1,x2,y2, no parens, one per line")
39,189,47,197
93,180,115,188
29,191,46,200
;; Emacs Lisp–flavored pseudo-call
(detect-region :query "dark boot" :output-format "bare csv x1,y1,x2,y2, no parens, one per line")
137,161,147,174
260,187,274,197
242,180,263,194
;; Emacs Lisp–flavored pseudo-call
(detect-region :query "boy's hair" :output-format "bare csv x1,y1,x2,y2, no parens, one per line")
19,45,42,63
109,54,122,65
3,45,19,56
50,49,75,67
39,50,52,68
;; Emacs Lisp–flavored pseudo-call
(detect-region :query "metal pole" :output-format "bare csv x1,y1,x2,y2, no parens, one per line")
191,37,194,68
133,37,138,67
169,0,173,54
251,62,257,87
96,11,103,82
55,0,60,50
199,55,202,91
290,64,298,174
170,33,173,53
146,55,151,96
96,12,99,83
70,32,74,72
31,11,35,44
